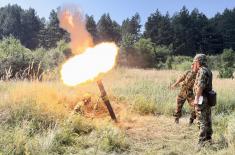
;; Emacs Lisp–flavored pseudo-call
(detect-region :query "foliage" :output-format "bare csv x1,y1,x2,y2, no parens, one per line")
0,36,67,80
218,49,235,78
133,38,155,68
0,4,42,49
44,9,69,49
132,95,158,115
86,15,99,43
97,13,121,43
144,10,173,46
1,4,235,55
121,13,141,43
207,55,221,70
218,67,234,78
0,36,32,79
99,126,130,153
154,45,172,69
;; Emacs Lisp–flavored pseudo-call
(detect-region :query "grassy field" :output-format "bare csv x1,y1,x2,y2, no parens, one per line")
0,68,234,155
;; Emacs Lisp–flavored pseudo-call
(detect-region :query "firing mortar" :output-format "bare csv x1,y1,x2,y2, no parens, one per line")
97,80,117,122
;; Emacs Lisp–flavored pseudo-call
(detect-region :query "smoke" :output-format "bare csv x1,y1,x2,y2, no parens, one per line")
58,5,93,54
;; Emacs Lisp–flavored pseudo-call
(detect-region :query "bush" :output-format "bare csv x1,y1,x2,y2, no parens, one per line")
50,128,76,154
0,36,67,80
174,61,192,71
132,95,158,115
0,36,32,79
170,56,193,71
154,45,172,69
99,126,130,153
221,49,234,66
218,49,235,78
133,38,155,68
166,56,173,69
66,115,94,135
207,55,221,70
218,67,234,78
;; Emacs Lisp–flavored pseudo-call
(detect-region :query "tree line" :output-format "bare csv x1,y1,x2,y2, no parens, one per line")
1,4,235,54
0,4,234,77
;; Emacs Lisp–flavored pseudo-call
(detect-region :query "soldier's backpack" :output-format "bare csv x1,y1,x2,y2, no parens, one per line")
204,67,217,107
207,90,217,106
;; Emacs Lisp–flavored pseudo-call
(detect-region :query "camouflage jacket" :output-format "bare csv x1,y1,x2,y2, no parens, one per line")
193,66,212,95
179,70,196,91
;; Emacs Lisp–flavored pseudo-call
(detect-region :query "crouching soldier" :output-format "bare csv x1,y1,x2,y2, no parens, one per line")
74,93,92,114
171,63,197,124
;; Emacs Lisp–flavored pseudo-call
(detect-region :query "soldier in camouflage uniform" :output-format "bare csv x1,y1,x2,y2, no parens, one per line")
74,93,92,114
192,54,213,147
171,64,197,124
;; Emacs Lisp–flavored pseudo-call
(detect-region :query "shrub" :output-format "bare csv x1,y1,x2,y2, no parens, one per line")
50,128,76,154
171,56,193,71
166,56,173,69
66,115,94,135
0,36,32,79
99,126,130,153
218,67,234,79
0,37,67,80
153,45,172,69
132,95,158,115
174,61,192,71
133,38,155,68
218,49,235,78
207,55,221,70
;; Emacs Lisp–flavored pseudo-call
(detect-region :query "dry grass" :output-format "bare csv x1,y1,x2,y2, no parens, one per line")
0,68,234,154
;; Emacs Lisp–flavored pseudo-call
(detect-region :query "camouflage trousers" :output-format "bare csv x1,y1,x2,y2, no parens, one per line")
195,96,213,143
174,90,196,120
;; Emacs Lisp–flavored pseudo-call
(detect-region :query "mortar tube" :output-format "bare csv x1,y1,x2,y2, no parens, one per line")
97,80,117,122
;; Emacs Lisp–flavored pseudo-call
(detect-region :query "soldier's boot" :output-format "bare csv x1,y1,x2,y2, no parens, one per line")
189,118,194,126
205,136,212,145
196,142,204,152
175,117,179,124
196,139,212,151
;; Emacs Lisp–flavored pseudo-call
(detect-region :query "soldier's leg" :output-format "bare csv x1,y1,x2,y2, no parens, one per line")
174,95,186,120
195,107,206,144
187,95,196,124
205,108,213,140
189,107,196,125
195,102,213,145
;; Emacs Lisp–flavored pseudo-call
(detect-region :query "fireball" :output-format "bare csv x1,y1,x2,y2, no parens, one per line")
60,43,118,86
58,7,118,86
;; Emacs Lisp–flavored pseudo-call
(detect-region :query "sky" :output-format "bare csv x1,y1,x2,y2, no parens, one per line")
1,0,235,26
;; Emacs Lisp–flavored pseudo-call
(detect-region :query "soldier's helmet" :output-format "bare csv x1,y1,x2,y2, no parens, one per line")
82,93,91,104
193,54,207,66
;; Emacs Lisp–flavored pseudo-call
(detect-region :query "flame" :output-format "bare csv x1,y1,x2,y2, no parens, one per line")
58,6,118,86
61,42,118,86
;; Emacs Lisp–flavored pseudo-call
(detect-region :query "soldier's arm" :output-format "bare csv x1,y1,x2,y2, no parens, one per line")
194,86,203,104
194,69,207,104
171,71,188,88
